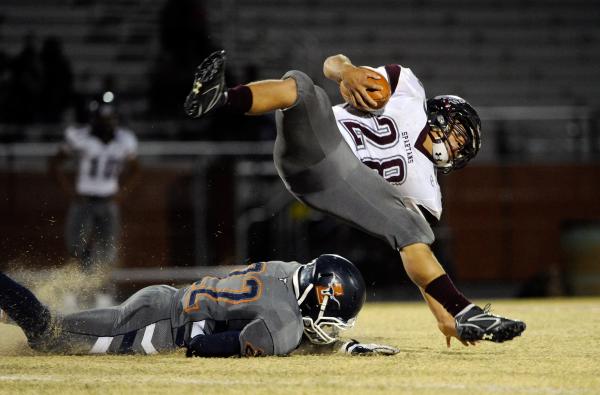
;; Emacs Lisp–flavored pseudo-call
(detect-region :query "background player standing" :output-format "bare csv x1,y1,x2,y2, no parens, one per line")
183,50,526,346
48,94,139,271
0,255,397,357
48,94,140,307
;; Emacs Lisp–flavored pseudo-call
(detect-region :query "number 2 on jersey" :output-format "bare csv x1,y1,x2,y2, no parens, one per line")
341,116,407,184
183,262,265,313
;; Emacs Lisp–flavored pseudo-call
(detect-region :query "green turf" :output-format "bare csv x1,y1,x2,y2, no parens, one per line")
1,298,599,394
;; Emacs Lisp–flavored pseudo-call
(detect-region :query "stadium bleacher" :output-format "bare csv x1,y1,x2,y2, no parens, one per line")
0,0,598,124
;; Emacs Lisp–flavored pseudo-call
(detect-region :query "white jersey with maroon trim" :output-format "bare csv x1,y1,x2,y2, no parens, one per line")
332,65,442,220
64,125,138,197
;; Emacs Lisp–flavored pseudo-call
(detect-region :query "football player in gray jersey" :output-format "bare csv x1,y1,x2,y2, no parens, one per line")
183,50,526,347
0,255,398,357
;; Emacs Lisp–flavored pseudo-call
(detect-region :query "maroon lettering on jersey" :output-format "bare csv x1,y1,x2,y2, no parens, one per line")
362,156,407,184
340,116,399,148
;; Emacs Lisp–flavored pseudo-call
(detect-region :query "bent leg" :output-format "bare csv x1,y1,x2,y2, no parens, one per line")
246,78,298,115
50,285,178,354
400,243,471,315
185,50,297,118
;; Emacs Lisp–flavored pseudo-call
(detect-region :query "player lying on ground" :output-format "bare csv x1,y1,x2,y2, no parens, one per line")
0,255,397,356
183,50,526,346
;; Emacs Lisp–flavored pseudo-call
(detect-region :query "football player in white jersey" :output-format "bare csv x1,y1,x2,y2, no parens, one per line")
49,95,140,278
183,50,525,347
332,63,444,220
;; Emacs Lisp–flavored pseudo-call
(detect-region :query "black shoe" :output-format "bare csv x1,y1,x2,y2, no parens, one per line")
184,50,227,118
455,304,526,343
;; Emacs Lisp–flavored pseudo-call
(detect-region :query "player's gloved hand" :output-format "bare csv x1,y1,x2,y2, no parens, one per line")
340,339,399,356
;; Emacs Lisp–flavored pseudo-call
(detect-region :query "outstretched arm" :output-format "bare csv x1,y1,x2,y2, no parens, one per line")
292,337,399,356
400,243,476,347
323,54,381,111
418,288,476,347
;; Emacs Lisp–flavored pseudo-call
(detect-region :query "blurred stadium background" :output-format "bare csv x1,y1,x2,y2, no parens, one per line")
0,0,599,303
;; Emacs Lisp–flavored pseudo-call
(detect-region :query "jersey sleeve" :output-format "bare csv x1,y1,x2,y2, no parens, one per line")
395,66,426,99
121,129,138,158
238,318,275,356
374,64,426,100
63,126,86,152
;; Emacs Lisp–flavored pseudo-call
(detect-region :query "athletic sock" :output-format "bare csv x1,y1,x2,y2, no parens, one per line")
0,273,51,339
225,85,253,114
424,274,472,317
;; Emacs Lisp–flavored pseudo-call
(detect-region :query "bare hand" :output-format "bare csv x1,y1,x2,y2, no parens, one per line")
437,319,478,348
339,67,382,111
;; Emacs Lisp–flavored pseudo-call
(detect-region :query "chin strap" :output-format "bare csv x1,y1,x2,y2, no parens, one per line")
431,141,450,166
292,266,313,305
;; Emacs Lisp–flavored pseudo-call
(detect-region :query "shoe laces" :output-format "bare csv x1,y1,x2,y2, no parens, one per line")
481,303,505,319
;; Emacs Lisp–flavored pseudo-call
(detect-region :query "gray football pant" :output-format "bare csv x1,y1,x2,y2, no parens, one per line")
273,70,434,250
34,285,178,354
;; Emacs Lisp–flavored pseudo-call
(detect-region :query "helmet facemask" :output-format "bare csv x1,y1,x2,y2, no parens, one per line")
427,95,481,174
297,278,357,344
292,255,365,345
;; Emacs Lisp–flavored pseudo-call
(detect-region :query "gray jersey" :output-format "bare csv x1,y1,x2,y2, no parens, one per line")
172,261,304,356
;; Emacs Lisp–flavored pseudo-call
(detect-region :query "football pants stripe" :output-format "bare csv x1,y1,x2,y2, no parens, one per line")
141,323,157,355
90,336,113,354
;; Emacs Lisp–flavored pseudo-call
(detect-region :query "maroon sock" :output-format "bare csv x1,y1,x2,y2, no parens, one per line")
424,274,472,317
225,85,253,114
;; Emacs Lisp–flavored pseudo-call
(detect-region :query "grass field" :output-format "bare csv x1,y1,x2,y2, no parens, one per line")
1,298,599,394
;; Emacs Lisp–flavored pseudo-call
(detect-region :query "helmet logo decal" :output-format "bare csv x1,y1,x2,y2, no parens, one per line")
298,255,366,345
315,283,344,306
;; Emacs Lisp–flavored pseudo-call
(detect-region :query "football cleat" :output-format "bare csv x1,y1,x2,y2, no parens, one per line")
455,304,526,343
184,50,227,118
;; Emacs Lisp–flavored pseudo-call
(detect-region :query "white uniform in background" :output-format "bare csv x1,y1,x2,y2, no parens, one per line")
333,65,442,220
65,125,138,197
62,125,137,297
